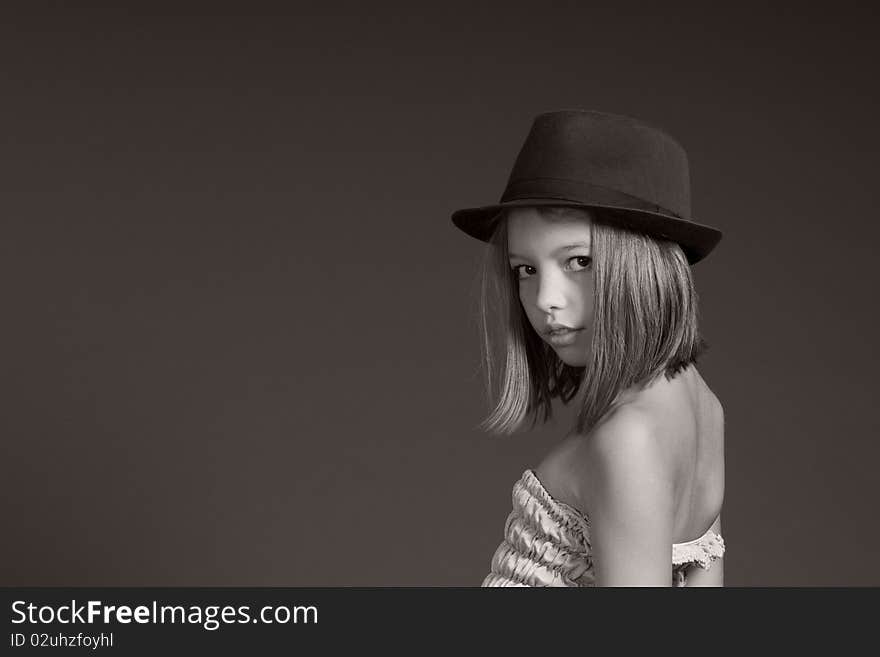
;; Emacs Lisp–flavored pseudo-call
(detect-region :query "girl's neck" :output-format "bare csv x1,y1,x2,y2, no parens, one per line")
613,364,696,409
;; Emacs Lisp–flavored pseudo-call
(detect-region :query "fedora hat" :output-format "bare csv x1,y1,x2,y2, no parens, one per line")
451,110,722,264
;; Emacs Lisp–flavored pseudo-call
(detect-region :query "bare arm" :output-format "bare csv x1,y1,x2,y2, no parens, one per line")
584,408,675,587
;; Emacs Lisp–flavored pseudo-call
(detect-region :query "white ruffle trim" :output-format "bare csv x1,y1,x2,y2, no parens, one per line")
671,532,725,569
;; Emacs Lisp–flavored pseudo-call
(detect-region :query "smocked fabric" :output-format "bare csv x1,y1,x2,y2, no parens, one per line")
482,469,725,587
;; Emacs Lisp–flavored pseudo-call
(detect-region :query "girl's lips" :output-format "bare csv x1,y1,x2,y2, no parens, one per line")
547,328,582,346
544,323,577,335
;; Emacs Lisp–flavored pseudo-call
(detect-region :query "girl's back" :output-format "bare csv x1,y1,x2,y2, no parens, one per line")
533,365,725,579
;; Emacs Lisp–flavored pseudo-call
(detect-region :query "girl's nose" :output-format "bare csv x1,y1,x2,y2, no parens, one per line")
535,273,567,314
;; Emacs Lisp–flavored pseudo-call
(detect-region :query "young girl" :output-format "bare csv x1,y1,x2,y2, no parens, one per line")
451,110,726,587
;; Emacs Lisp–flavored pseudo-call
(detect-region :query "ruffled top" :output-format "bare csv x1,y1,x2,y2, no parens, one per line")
482,469,725,587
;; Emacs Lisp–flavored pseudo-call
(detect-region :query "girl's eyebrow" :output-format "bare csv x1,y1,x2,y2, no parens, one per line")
508,242,591,259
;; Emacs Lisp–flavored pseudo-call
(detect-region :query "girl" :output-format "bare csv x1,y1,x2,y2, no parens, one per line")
451,110,726,587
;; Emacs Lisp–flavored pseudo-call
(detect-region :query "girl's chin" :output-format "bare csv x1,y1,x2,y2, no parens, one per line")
553,346,588,367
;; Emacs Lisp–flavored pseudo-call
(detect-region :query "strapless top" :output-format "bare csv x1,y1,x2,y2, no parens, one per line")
482,469,725,587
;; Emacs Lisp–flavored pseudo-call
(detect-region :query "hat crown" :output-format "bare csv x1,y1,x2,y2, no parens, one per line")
450,109,722,264
504,110,691,219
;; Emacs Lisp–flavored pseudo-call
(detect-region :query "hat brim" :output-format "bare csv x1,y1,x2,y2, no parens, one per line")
451,199,722,265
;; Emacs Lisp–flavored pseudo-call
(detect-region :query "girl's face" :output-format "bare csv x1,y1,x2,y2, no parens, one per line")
506,207,595,367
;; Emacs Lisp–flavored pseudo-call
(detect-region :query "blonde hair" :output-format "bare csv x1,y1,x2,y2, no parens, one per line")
477,206,707,436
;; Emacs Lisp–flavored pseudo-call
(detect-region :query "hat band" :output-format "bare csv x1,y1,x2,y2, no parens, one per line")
501,178,686,220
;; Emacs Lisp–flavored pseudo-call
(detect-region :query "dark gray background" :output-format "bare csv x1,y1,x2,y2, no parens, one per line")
3,2,877,586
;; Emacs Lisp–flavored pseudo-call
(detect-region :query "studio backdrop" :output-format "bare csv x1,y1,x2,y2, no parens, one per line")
2,1,878,586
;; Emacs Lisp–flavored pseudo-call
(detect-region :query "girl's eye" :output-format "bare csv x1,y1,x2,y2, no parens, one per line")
568,256,592,271
512,256,593,280
512,264,536,280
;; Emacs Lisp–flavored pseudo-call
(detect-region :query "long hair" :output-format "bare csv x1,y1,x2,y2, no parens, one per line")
477,206,707,436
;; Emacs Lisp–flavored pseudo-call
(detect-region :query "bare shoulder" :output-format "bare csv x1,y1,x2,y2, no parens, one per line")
574,404,674,516
574,404,677,585
588,404,661,461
